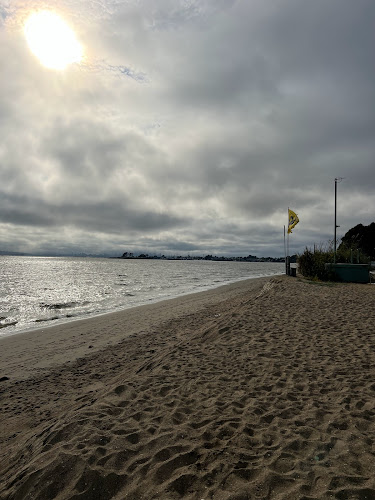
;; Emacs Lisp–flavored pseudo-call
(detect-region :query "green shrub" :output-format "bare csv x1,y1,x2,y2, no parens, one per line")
298,241,370,281
298,247,332,280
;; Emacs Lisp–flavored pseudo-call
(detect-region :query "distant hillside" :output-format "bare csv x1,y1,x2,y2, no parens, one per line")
339,222,375,259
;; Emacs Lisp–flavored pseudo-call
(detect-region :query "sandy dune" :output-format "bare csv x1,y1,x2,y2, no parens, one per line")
1,276,375,499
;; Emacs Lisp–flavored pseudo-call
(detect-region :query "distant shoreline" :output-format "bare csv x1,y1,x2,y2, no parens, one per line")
0,252,292,262
117,253,290,263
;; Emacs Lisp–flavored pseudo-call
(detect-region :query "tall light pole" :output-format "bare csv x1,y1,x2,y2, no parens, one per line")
334,177,344,264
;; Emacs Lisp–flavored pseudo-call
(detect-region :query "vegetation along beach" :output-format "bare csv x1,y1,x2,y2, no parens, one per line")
1,275,375,499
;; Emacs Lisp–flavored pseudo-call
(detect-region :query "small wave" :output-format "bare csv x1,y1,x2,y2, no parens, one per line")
34,312,76,323
0,317,18,328
39,301,79,310
35,316,59,323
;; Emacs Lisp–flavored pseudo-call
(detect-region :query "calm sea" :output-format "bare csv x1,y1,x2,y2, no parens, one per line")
0,256,283,338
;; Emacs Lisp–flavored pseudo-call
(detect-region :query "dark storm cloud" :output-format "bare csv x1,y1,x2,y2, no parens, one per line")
0,0,374,256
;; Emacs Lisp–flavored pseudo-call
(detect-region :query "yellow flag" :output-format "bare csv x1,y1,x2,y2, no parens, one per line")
288,209,299,234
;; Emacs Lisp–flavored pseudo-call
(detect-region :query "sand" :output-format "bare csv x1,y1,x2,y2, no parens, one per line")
1,275,375,499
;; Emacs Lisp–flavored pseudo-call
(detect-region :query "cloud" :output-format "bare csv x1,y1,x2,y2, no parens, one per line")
0,0,374,257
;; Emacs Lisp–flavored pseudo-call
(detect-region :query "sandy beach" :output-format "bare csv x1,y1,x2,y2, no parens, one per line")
1,275,375,499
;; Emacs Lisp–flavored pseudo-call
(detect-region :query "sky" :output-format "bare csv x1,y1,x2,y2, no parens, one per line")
0,0,374,257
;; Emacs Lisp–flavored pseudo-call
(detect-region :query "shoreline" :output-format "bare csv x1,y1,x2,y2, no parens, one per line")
1,275,375,499
0,276,272,381
0,270,283,340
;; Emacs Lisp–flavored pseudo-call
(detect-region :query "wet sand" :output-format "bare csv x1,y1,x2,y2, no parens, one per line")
1,275,375,499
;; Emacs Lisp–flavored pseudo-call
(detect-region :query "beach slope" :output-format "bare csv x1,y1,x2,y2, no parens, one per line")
1,276,375,499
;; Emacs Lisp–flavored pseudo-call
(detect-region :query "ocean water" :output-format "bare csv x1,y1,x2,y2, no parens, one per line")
0,256,283,337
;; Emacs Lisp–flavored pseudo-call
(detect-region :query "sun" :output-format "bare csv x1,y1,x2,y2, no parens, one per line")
24,11,83,70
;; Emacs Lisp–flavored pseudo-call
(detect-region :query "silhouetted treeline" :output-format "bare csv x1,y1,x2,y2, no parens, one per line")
339,222,375,259
120,252,286,262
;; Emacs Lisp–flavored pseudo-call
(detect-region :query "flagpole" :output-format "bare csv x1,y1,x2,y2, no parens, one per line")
284,225,287,275
287,208,290,275
287,208,299,276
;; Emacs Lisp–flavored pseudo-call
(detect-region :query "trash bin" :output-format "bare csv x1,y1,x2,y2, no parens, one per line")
290,267,296,277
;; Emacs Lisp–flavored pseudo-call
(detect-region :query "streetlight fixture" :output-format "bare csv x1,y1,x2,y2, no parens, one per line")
334,177,344,264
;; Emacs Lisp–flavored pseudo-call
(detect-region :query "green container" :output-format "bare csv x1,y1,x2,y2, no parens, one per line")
325,263,370,283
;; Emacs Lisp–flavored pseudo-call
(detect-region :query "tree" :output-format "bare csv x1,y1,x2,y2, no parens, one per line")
339,222,375,260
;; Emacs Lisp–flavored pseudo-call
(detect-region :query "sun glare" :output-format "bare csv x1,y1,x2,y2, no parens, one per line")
24,11,83,70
